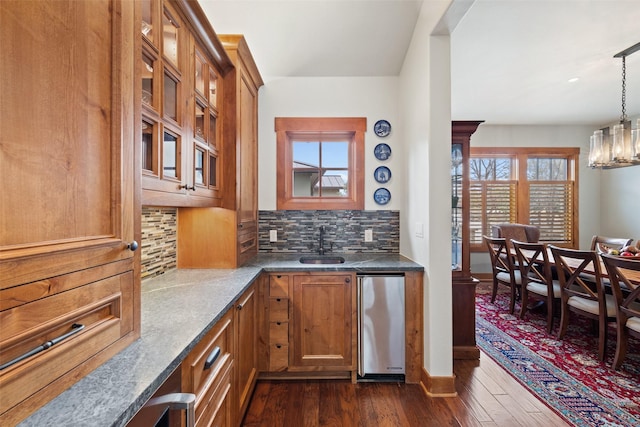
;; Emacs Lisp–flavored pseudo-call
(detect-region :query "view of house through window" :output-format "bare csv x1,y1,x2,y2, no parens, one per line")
292,140,349,197
469,147,579,250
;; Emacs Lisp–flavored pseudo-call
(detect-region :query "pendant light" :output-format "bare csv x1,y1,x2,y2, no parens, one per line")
589,42,640,169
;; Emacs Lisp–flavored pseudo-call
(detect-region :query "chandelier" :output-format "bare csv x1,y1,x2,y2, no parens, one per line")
589,42,640,169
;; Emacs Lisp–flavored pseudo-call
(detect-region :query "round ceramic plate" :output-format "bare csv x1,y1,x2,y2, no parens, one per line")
373,188,391,205
374,143,391,161
374,166,391,183
374,120,391,137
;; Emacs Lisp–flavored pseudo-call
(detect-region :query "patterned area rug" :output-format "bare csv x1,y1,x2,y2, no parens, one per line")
475,283,640,427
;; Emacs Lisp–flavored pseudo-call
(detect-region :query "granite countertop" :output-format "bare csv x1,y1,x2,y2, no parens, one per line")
19,253,422,427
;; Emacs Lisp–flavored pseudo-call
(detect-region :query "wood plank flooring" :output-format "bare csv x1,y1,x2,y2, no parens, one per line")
242,353,569,427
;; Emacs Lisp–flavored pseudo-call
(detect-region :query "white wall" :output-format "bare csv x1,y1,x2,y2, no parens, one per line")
257,77,403,212
398,1,454,377
469,124,601,274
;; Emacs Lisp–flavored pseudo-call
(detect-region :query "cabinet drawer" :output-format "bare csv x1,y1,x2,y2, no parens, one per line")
195,359,232,427
238,232,256,256
0,268,135,417
268,297,289,322
269,275,289,297
269,321,288,344
182,310,233,406
269,344,288,371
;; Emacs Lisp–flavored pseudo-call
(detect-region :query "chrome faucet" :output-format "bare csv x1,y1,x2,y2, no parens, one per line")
318,225,326,255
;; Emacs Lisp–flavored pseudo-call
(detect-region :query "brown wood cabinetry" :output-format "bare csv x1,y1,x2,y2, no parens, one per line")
181,309,234,427
234,282,258,423
176,35,263,268
260,272,356,378
451,121,483,360
0,1,140,424
140,0,233,207
290,273,356,371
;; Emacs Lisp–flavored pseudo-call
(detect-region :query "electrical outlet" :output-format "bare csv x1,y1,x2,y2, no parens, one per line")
269,229,278,242
364,229,373,242
415,222,424,238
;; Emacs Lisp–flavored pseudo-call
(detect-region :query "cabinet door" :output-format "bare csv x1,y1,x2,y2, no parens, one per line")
0,0,137,289
237,68,258,228
235,282,257,419
0,0,138,423
291,274,355,369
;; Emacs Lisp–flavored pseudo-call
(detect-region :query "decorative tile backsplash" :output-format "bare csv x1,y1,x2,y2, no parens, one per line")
141,208,400,278
141,207,177,279
258,210,399,253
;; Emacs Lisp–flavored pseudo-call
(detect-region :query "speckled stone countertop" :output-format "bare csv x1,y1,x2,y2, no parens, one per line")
19,253,422,427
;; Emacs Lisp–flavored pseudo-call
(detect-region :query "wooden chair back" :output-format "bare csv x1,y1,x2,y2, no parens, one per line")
591,235,633,253
511,240,552,288
600,254,640,368
548,245,604,304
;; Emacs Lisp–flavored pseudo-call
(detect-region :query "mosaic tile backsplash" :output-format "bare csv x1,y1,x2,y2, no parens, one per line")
141,207,177,279
258,210,399,253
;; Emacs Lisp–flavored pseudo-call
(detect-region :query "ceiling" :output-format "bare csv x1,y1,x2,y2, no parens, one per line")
200,0,640,126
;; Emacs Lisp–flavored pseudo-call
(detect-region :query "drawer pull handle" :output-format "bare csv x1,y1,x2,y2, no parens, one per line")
0,323,85,371
276,298,281,302
204,346,221,370
276,344,282,349
276,322,281,325
145,393,196,427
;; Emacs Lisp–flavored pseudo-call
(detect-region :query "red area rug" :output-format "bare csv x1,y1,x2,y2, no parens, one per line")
475,282,640,426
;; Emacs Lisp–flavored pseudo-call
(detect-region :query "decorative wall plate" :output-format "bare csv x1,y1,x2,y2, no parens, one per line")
374,166,391,183
374,143,391,161
374,120,391,137
373,188,391,205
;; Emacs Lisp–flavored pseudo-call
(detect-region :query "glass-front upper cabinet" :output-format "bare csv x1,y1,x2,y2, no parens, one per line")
451,143,463,272
451,121,483,279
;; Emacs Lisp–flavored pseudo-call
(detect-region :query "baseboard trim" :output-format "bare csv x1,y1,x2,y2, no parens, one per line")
419,367,457,397
473,273,492,282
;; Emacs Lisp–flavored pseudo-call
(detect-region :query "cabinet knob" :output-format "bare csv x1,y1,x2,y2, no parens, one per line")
127,241,139,252
345,277,351,284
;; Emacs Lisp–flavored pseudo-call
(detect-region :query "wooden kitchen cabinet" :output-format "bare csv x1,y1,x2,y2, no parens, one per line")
176,35,263,268
260,273,356,378
140,0,233,207
0,0,139,424
234,281,258,423
290,273,356,371
181,309,234,427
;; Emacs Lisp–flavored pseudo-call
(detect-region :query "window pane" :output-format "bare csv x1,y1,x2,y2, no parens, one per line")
528,158,567,180
293,141,319,166
293,170,317,196
470,158,511,180
321,170,348,197
163,131,178,178
321,141,348,168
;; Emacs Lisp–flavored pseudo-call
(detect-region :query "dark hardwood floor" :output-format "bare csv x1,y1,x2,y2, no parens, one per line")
242,353,569,427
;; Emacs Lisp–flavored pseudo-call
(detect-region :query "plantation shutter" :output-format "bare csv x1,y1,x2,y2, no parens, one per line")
528,182,573,243
469,181,517,246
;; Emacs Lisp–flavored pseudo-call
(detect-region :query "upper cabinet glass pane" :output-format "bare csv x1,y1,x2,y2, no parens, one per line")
141,0,153,41
142,54,154,106
195,54,205,96
195,102,205,140
142,120,155,172
209,68,217,108
163,72,177,121
208,113,217,149
163,10,178,66
163,131,178,179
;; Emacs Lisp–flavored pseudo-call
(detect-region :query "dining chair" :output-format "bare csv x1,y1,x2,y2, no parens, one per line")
484,235,522,314
549,245,617,361
601,254,640,370
590,235,633,253
512,240,561,333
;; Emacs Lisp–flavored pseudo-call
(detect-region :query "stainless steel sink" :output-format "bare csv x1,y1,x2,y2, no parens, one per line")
299,256,346,265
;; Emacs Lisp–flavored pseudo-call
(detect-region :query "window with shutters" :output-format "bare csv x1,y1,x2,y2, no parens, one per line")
469,147,579,251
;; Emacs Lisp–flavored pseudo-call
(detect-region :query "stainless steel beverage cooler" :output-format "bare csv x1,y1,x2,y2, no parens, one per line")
357,274,405,380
